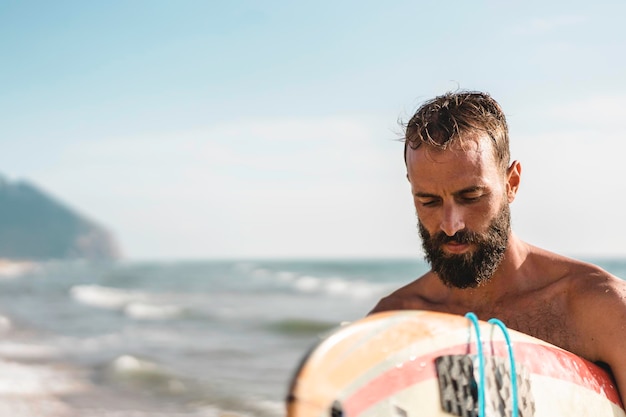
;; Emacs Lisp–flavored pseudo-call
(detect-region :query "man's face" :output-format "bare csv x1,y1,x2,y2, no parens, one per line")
406,136,514,288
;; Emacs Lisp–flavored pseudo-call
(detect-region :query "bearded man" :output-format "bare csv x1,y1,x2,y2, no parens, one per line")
369,90,626,406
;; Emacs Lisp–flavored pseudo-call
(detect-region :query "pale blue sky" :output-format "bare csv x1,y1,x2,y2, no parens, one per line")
2,1,626,260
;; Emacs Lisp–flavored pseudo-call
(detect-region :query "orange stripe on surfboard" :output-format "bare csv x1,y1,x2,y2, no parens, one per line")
295,311,471,403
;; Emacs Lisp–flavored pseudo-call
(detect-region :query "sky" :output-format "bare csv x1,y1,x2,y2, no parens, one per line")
2,1,626,261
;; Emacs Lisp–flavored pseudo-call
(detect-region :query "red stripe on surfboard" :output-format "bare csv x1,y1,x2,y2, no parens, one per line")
343,341,622,416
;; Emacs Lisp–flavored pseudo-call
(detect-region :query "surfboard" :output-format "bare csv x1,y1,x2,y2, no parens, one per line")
286,310,625,417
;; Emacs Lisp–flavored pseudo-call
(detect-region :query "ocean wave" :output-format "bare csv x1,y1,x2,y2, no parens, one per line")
240,265,391,299
124,302,185,320
70,285,190,322
289,274,388,299
0,358,87,396
111,354,161,374
106,355,282,417
0,341,60,361
230,262,399,301
70,284,146,310
0,315,11,334
106,354,187,395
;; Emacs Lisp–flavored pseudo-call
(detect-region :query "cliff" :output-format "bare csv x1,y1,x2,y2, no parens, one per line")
0,176,121,261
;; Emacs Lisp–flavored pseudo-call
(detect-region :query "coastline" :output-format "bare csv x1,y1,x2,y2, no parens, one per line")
0,309,185,417
0,319,83,416
0,259,227,417
0,259,85,416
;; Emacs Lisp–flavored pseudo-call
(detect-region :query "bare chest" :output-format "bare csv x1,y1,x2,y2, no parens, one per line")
479,299,574,352
424,292,579,353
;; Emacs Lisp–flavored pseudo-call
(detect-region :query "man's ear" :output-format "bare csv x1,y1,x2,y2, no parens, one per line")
506,160,521,203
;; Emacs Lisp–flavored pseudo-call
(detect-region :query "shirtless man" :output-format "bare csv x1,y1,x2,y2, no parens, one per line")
369,90,626,406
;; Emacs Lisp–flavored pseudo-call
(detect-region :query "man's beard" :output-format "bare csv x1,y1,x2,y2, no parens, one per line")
418,203,511,289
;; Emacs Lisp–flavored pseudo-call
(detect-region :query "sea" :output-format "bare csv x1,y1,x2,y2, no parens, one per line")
1,257,625,417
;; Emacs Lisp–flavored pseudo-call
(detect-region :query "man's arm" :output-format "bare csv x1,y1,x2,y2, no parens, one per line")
571,274,626,408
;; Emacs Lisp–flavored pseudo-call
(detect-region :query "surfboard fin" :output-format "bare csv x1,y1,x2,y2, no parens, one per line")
435,354,479,417
435,354,535,417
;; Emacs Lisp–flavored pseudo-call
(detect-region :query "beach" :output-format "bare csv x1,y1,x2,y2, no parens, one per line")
0,260,73,416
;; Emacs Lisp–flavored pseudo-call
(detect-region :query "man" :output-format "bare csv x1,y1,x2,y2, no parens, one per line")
369,90,626,406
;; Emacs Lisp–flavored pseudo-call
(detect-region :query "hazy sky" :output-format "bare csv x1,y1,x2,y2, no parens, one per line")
2,1,626,260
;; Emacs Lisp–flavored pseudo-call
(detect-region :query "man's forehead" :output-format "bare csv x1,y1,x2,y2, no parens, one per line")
406,135,493,165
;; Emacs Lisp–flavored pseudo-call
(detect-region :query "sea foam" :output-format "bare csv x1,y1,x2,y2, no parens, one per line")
124,302,184,320
0,359,86,396
70,284,146,310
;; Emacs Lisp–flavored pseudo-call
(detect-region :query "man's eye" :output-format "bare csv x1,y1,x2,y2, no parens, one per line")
419,199,439,207
461,194,481,203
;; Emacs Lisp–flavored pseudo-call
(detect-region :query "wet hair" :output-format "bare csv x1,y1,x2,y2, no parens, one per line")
404,91,510,171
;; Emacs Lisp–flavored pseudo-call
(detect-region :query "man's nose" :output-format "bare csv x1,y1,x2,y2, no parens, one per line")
440,204,465,237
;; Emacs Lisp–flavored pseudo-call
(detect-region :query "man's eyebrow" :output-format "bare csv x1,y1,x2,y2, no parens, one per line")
414,186,486,198
414,191,439,198
454,186,485,196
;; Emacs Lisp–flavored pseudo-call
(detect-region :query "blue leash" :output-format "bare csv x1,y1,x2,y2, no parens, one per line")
465,313,519,417
489,318,519,417
465,312,486,416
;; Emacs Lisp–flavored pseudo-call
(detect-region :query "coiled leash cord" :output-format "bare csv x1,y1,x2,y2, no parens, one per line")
465,312,519,417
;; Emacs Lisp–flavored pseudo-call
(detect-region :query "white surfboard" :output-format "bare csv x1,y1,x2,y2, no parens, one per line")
286,310,624,417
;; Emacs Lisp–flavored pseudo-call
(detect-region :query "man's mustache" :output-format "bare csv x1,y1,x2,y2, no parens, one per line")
429,230,481,246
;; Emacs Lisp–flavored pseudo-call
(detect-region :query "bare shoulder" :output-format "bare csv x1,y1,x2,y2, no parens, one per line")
538,251,626,316
525,245,621,292
368,282,420,315
560,256,626,298
559,258,626,404
369,274,431,314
